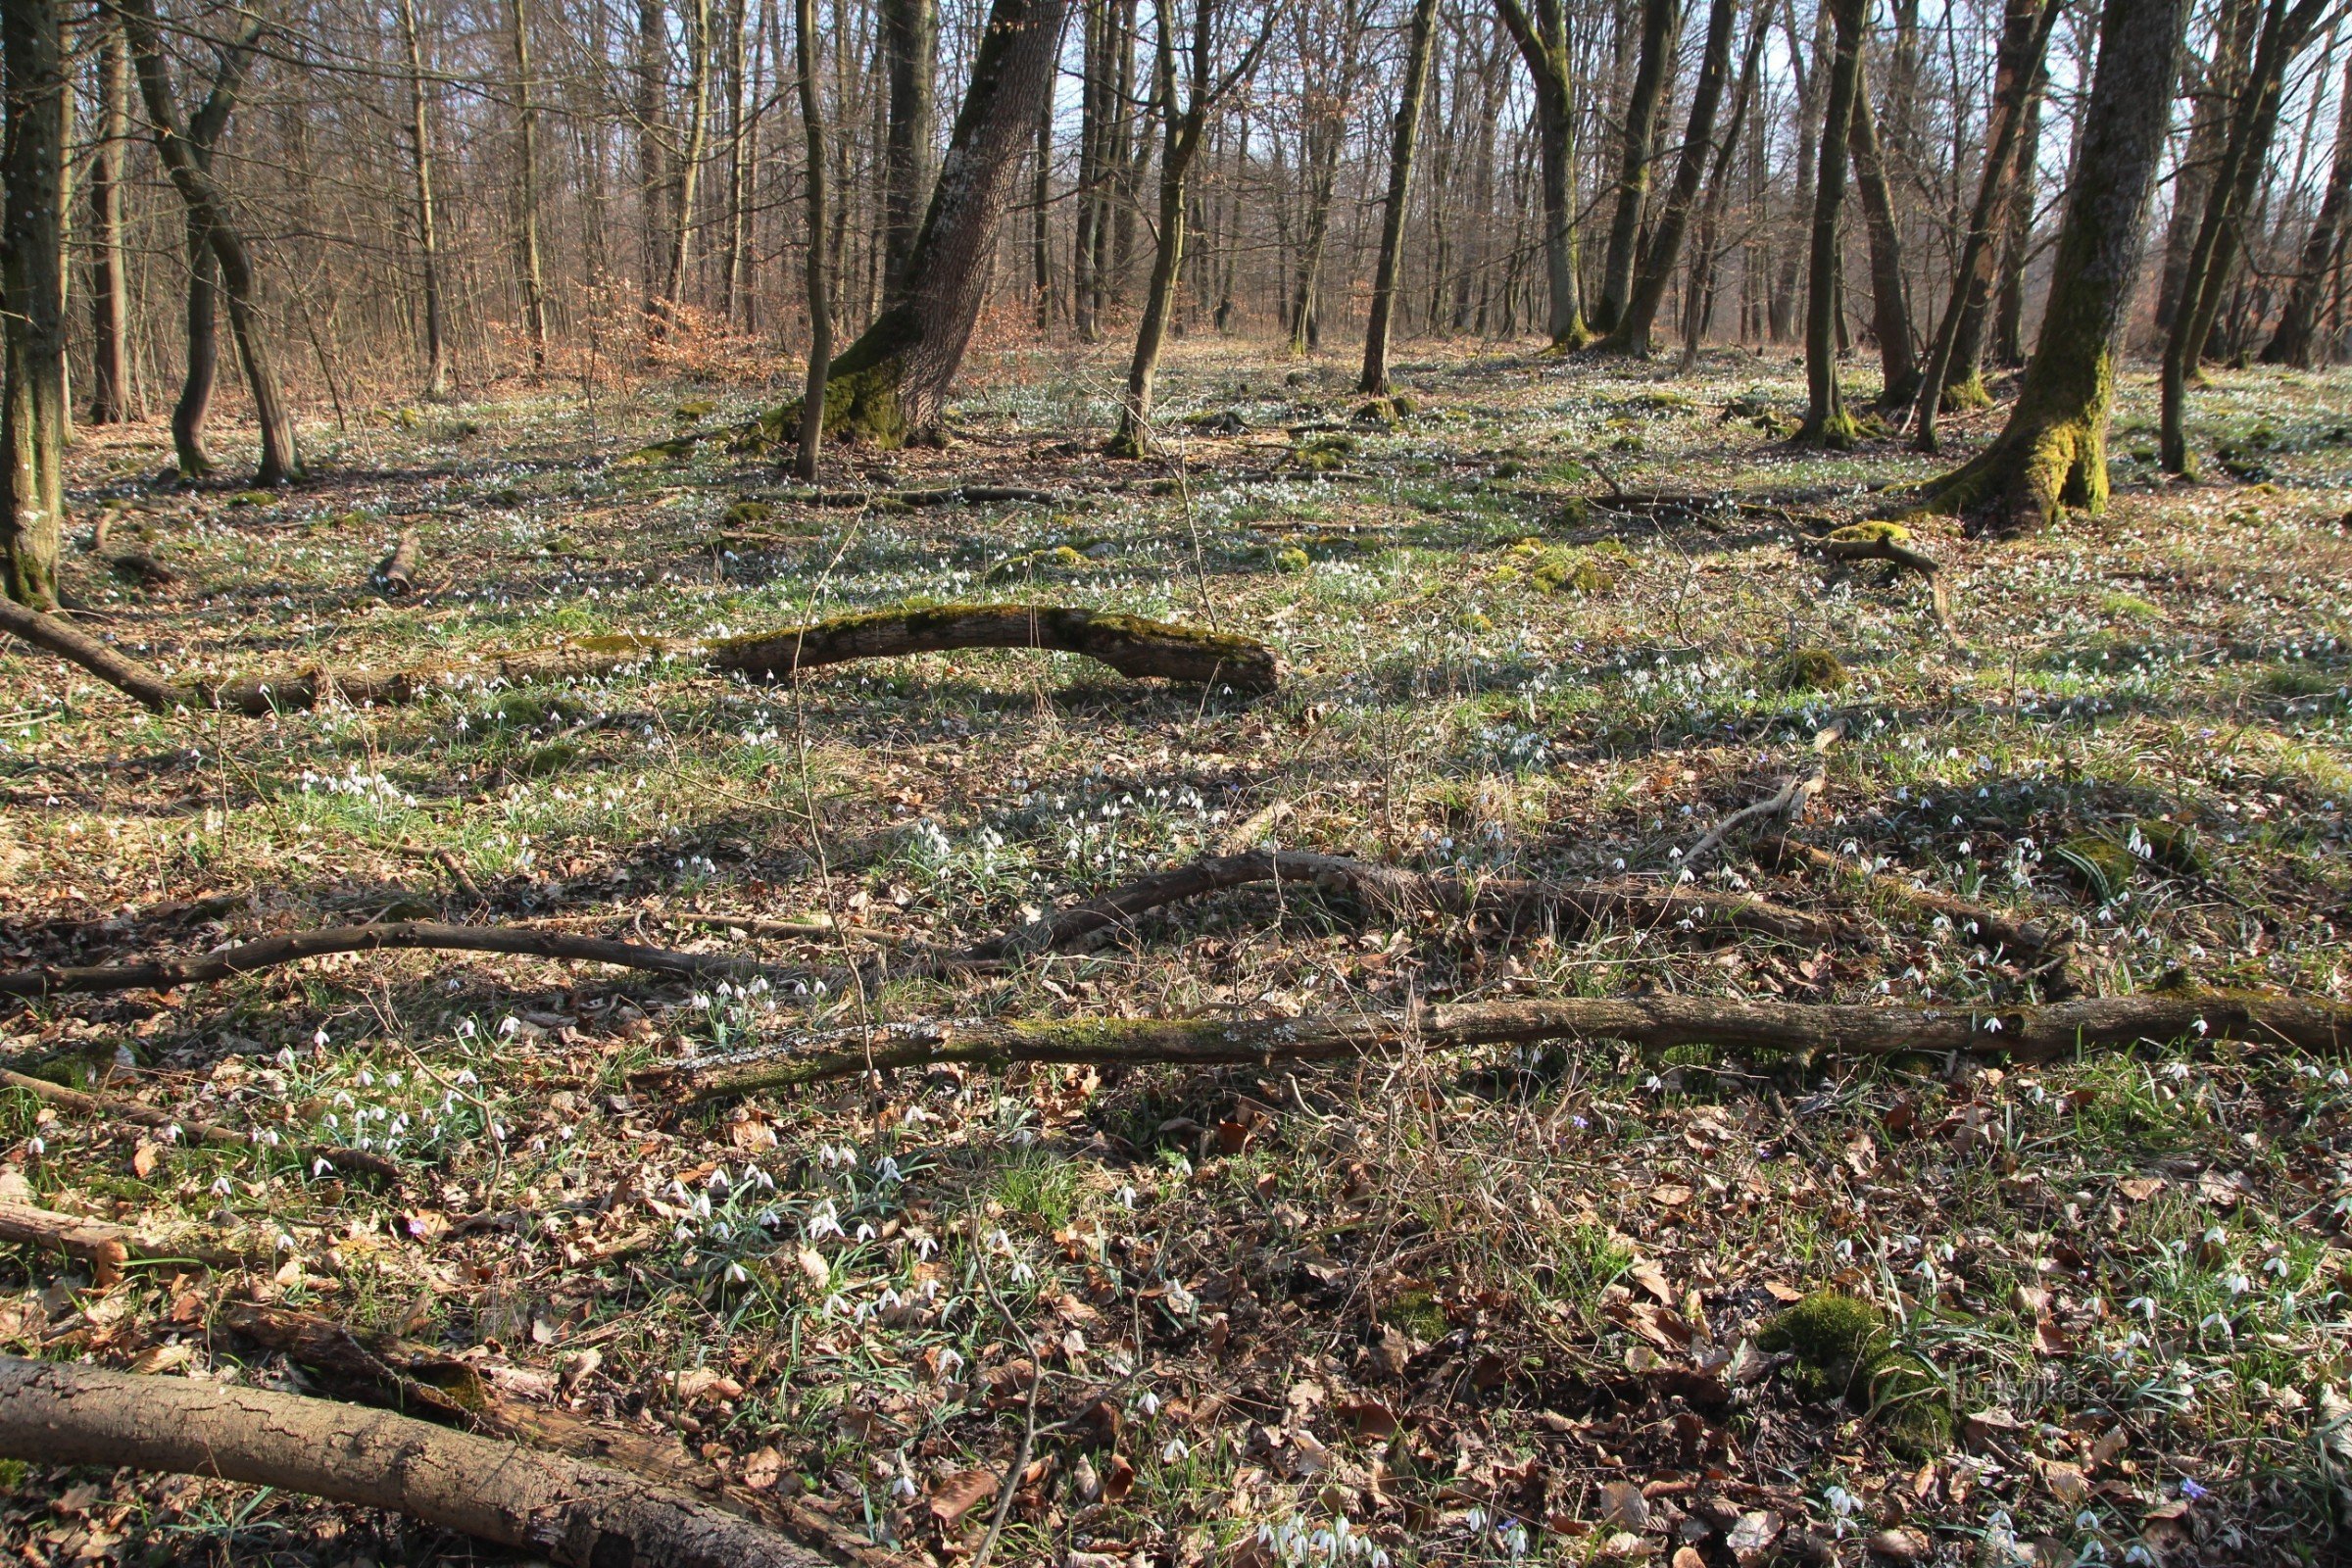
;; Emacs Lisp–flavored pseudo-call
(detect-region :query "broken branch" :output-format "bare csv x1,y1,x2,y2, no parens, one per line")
0,1068,399,1183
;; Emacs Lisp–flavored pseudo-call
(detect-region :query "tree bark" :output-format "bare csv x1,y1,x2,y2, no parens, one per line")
793,0,829,479
1795,0,1866,446
880,0,936,295
172,217,218,478
1592,0,1676,335
807,0,1071,444
1847,70,1919,404
1679,0,1767,367
1771,0,1833,341
1912,0,2193,532
511,0,549,371
2156,0,2260,331
2264,55,2352,364
85,14,130,424
1991,57,2045,366
1360,0,1442,389
0,0,66,609
662,0,714,316
397,0,448,398
119,0,301,486
0,1357,825,1568
1495,0,1590,345
1600,0,1739,356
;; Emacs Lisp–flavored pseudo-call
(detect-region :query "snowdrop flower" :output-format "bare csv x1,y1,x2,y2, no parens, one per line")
313,1157,333,1176
914,1235,938,1259
1160,1439,1188,1463
1010,1259,1035,1284
2127,1296,2157,1321
1983,1016,2003,1033
212,1175,234,1197
2192,1016,2210,1037
313,1027,330,1049
164,1124,183,1145
499,1015,520,1037
726,1261,749,1284
275,1047,297,1068
877,1156,904,1184
892,1474,917,1501
1117,1185,1137,1208
822,1294,849,1317
2225,1273,2250,1296
1463,1507,1488,1535
457,1018,476,1039
1138,1390,1161,1417
275,1232,297,1251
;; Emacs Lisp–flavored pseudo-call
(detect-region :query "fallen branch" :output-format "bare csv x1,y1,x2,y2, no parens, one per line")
633,992,2352,1101
0,1068,399,1182
1812,525,1957,640
0,1198,267,1285
1762,841,2070,962
1686,723,1842,868
0,919,763,1003
0,1355,824,1568
805,484,1063,508
0,601,1282,715
372,527,420,595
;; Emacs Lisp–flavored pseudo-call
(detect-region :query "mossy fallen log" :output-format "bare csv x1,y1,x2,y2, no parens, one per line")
0,596,1282,714
633,991,2352,1101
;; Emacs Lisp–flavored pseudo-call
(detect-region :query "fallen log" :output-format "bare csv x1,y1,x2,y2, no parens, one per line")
0,1355,824,1568
0,1198,270,1285
632,991,2352,1101
0,1068,399,1183
372,527,421,595
0,919,763,1003
1762,840,2070,962
0,599,1283,715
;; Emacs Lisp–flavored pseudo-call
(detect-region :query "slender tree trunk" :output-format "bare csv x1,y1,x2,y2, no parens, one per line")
1033,88,1054,327
1601,0,1738,356
663,0,714,313
1361,0,1442,389
1796,0,1865,446
85,15,130,424
1,0,66,609
880,0,936,295
1593,0,1675,335
1848,67,1919,403
2160,0,2328,470
1073,0,1106,339
1772,0,1831,341
808,0,1071,444
2157,0,2260,331
1991,57,2045,366
1680,0,1767,368
172,217,217,476
512,0,550,371
719,0,753,326
1495,0,1589,346
2265,55,2352,363
636,0,669,320
1112,6,1195,453
397,0,448,397
793,0,829,479
120,0,300,486
1915,0,2193,532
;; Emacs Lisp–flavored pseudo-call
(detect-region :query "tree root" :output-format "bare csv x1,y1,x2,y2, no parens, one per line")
633,991,2352,1101
0,1354,825,1568
0,919,764,1003
0,599,1282,714
0,1068,398,1182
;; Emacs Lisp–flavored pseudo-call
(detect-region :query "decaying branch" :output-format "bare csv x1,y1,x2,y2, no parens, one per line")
1762,840,2071,962
0,919,762,1002
1685,722,1842,868
0,600,1284,715
371,527,421,594
0,1198,269,1285
635,991,2352,1101
0,1068,399,1182
0,1355,825,1568
1812,524,1957,639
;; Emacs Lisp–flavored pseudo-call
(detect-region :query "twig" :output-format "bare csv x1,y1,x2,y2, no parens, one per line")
971,1253,1043,1568
1685,721,1843,868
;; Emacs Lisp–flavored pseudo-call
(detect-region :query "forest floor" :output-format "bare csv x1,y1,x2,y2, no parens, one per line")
4,337,2352,1568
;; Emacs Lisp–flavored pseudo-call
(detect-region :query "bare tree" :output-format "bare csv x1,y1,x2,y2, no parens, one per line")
2,0,67,608
1794,0,1864,446
1360,0,1442,390
85,12,131,423
396,0,449,397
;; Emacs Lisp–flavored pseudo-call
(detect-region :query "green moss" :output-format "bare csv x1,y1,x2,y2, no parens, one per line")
673,398,717,421
2056,818,2209,899
1939,372,1992,413
1274,547,1311,574
721,500,776,528
516,742,580,778
1759,646,1849,692
1759,1293,1952,1457
1384,1288,1449,1341
1829,520,1910,545
2098,591,2163,622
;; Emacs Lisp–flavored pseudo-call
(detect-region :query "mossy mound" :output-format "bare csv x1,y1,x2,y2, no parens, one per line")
1291,433,1357,471
721,500,776,528
1273,547,1311,574
1759,1293,1951,1457
985,544,1093,583
2055,818,2209,900
1502,538,1618,596
1828,520,1910,546
1759,646,1849,692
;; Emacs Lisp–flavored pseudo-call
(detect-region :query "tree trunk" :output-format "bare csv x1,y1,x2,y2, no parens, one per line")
880,0,937,296
397,0,448,397
663,0,714,314
793,0,829,480
2160,0,2329,470
2156,0,2261,331
0,0,66,609
511,0,550,371
1680,0,1767,367
1601,0,1738,356
172,219,217,477
85,15,130,424
1033,88,1054,326
1113,17,1190,452
1772,0,1832,341
1495,0,1590,346
1913,0,2193,532
1848,68,1918,403
1796,0,1865,446
636,0,669,320
2264,55,2352,364
1991,57,2045,366
1074,0,1107,340
1592,0,1676,335
1361,0,1441,389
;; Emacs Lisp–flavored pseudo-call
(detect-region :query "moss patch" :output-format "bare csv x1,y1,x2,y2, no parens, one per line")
1758,646,1849,692
1759,1293,1951,1457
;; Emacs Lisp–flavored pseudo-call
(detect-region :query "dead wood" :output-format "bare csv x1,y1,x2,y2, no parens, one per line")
633,991,2352,1101
805,484,1063,507
0,599,1281,714
1812,528,1957,639
0,919,762,1002
1762,840,2071,961
1686,723,1842,868
0,1068,399,1182
372,526,421,594
0,1198,267,1285
0,1354,825,1568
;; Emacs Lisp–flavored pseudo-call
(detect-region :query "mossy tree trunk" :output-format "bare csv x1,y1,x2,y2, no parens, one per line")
121,0,301,487
1847,72,1919,405
2264,55,2352,365
1600,0,1738,358
792,0,829,479
1358,0,1440,391
0,0,67,610
1911,0,2193,532
2158,0,2328,471
812,0,1069,445
1592,0,1676,337
1795,0,1865,447
1496,0,1591,347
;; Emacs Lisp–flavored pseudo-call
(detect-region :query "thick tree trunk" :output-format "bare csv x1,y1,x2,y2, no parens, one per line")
1680,0,1767,368
0,0,66,609
0,1357,824,1568
2160,0,2328,470
511,0,549,370
793,0,829,479
1601,0,1738,356
880,0,936,295
85,16,130,424
811,0,1070,444
1593,0,1676,335
1913,0,2192,532
1361,0,1441,389
2264,55,2352,364
1495,0,1590,346
397,0,448,397
1796,0,1866,446
1848,72,1919,404
121,0,301,486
